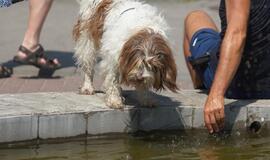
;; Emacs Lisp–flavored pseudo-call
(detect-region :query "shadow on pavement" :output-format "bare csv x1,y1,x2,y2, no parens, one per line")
123,90,182,107
224,99,257,132
1,50,76,78
122,90,185,132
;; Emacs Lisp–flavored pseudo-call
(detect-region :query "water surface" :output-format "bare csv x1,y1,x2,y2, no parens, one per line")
1,131,270,160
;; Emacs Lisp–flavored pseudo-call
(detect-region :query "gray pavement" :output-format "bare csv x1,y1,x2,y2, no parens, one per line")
0,0,220,93
0,90,268,143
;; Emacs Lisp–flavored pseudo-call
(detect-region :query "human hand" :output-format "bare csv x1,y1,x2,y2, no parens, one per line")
204,94,225,133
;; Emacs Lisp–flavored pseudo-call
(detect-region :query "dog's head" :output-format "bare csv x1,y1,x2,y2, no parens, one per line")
119,29,178,92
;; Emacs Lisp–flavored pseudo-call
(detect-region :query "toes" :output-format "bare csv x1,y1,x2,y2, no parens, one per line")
38,58,60,66
53,58,60,65
39,58,47,65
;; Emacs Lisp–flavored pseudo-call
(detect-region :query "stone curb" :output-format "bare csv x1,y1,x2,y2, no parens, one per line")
0,91,269,143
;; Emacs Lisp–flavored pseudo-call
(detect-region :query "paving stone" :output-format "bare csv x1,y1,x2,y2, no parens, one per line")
0,78,26,94
192,107,204,129
0,77,82,94
17,79,46,93
138,106,193,131
87,109,138,135
224,105,247,131
62,77,82,92
39,113,86,139
0,115,38,143
0,78,7,89
41,79,66,92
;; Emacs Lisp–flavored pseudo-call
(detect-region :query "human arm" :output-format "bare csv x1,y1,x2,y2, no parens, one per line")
204,0,250,133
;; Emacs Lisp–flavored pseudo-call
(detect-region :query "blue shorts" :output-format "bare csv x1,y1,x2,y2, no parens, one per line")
188,28,221,89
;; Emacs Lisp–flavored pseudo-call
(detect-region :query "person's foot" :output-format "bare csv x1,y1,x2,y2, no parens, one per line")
15,41,60,69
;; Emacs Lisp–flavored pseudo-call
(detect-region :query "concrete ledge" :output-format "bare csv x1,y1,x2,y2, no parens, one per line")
0,115,38,143
0,90,269,143
39,114,86,139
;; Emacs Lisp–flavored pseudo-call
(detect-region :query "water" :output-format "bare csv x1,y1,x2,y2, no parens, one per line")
1,131,270,160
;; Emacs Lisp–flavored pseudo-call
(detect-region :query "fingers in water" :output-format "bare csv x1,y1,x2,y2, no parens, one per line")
210,114,219,132
205,114,213,133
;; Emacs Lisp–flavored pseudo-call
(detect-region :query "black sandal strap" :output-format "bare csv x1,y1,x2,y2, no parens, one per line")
18,45,33,56
35,44,45,58
0,66,13,77
15,44,61,69
17,44,45,61
18,44,44,56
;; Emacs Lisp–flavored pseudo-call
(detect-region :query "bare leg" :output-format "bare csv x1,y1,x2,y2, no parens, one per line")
183,10,218,89
16,0,59,65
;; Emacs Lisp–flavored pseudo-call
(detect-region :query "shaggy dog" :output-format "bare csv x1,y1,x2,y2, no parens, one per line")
73,0,178,109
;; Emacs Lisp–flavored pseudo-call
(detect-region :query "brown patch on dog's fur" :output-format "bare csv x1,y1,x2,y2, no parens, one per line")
73,18,82,42
87,0,113,49
72,0,113,49
119,29,178,92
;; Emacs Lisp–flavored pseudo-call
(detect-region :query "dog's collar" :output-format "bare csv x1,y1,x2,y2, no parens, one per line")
120,7,135,16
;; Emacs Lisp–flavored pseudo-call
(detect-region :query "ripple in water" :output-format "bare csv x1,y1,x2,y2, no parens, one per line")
0,130,270,160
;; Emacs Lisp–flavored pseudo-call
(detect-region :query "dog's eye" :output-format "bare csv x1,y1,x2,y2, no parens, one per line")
157,53,165,59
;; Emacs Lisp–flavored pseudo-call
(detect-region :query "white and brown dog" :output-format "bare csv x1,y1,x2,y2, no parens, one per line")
73,0,178,109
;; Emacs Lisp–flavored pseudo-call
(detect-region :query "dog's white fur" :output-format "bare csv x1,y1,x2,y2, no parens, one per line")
74,0,175,108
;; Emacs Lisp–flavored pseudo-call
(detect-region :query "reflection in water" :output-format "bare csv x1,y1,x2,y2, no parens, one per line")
1,131,270,160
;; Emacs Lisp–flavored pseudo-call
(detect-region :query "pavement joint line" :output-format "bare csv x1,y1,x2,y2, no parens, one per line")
0,79,8,89
39,79,47,92
17,78,27,93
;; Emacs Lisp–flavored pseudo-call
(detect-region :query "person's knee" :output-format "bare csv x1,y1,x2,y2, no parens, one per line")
185,10,209,26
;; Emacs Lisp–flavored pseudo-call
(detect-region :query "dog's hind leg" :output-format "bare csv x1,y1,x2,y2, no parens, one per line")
103,69,124,109
75,38,97,95
80,52,96,95
80,71,95,95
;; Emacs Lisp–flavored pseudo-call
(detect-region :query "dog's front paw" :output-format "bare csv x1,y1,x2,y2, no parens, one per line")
79,86,95,95
106,95,124,109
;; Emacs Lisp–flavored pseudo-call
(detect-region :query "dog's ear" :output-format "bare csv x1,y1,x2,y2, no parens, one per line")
150,33,178,92
151,35,178,92
119,38,143,85
163,55,178,92
163,45,178,92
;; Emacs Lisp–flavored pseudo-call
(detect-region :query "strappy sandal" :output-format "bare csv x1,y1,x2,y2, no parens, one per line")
0,66,13,78
13,44,61,70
